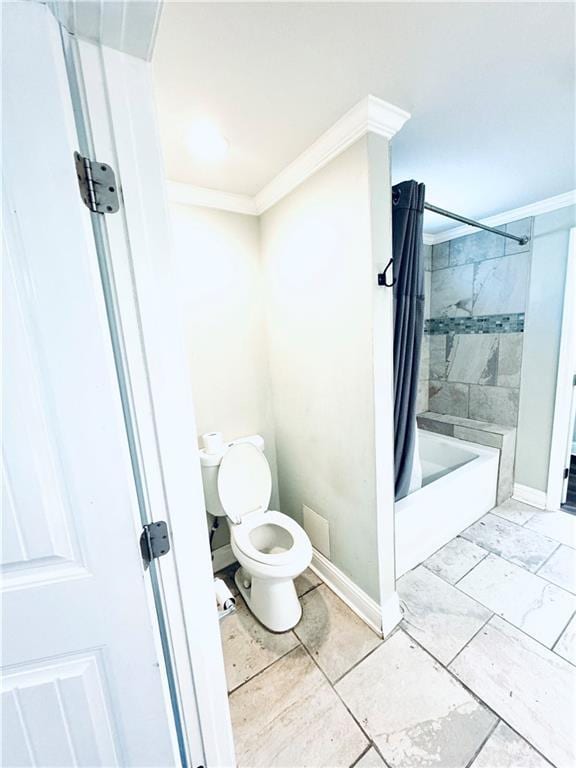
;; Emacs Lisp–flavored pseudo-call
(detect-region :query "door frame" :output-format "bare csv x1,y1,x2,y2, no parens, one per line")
57,25,236,768
547,227,576,511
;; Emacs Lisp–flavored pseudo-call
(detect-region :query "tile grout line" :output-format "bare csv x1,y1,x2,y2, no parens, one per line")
423,523,562,595
551,608,576,655
446,612,495,668
404,628,556,767
227,642,302,697
451,550,490,585
440,553,576,656
297,635,393,767
534,541,562,575
462,717,501,768
330,634,387,687
349,743,377,768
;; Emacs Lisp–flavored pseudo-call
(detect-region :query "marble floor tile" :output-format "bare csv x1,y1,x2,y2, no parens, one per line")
537,545,576,594
230,646,368,768
554,613,576,666
336,629,496,768
353,747,387,767
525,511,576,548
398,566,491,663
458,553,576,647
450,616,576,768
490,498,537,525
424,536,489,584
294,584,381,682
220,596,299,692
470,722,551,768
461,513,558,572
294,567,322,597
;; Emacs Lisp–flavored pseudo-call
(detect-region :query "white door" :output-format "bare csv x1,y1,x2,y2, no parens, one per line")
2,4,178,766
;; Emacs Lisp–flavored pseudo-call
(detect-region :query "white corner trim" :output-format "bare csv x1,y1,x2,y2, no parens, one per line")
211,544,237,573
310,548,401,637
425,190,576,245
166,95,410,217
513,483,548,510
546,227,576,511
254,95,410,214
167,181,257,216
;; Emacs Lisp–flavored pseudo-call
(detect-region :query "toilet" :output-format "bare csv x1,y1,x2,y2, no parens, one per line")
199,434,312,632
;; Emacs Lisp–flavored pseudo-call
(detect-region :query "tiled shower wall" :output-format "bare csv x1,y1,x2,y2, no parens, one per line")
417,218,534,427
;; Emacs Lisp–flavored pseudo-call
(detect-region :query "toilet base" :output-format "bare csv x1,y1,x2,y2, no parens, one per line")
235,567,302,633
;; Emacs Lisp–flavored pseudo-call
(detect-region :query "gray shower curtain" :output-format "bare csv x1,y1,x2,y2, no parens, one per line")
392,180,426,500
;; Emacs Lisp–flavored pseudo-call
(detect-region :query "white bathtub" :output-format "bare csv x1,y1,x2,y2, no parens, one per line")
395,430,499,577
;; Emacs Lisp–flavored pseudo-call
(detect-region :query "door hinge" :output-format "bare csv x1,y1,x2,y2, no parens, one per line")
564,467,570,480
74,152,120,214
140,521,170,569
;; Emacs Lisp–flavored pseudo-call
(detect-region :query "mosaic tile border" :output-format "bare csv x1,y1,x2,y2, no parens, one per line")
425,313,524,335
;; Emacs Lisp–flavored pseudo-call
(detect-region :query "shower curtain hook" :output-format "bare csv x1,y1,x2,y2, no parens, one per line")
378,257,395,287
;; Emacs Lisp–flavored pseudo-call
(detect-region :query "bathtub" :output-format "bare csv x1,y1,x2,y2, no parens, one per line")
395,430,499,577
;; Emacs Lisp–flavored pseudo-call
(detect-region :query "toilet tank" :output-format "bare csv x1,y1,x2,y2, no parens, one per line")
199,434,265,518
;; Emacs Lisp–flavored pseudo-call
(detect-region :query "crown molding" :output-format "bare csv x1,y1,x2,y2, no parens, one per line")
167,95,410,216
167,181,257,216
424,190,576,245
254,95,410,214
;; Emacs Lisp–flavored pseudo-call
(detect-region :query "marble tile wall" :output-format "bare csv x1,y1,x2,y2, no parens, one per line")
417,412,516,503
423,218,533,428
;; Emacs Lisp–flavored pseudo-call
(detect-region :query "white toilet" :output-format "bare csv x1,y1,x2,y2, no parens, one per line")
199,434,312,632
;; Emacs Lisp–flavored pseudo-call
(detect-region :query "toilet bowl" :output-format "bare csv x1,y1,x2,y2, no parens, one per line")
199,435,312,632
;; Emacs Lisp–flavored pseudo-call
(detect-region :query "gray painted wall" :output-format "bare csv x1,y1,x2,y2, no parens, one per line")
170,203,279,550
261,136,394,602
516,205,576,491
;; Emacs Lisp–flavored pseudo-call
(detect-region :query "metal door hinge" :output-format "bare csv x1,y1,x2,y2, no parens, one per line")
564,467,570,480
140,521,170,569
74,152,120,214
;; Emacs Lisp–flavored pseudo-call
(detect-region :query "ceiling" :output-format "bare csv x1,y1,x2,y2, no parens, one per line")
152,2,575,233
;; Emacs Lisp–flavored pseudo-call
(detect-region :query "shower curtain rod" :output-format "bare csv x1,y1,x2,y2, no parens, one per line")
424,203,530,245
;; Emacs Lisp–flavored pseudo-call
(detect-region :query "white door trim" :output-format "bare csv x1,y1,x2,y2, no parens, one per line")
59,31,236,768
547,227,576,511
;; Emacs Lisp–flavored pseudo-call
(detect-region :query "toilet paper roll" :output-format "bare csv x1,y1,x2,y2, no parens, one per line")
202,431,224,455
214,578,236,611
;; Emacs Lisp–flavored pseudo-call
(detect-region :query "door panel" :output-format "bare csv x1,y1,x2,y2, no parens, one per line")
1,3,177,765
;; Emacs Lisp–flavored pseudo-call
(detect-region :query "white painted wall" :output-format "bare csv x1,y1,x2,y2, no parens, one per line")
516,205,576,491
170,204,278,548
260,136,395,603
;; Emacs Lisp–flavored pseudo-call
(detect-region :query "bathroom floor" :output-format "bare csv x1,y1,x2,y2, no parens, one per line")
217,499,576,768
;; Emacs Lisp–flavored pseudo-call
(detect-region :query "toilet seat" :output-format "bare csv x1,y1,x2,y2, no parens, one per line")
231,510,311,568
217,442,272,524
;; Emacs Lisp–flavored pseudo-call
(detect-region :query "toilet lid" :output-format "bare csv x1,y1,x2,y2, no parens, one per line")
217,443,272,524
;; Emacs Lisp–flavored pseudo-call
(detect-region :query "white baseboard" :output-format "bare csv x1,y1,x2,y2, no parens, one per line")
211,544,236,573
211,543,403,638
310,549,401,638
513,483,548,510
